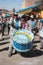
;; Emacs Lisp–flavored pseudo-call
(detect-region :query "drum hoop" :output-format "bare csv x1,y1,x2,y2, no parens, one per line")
13,30,34,44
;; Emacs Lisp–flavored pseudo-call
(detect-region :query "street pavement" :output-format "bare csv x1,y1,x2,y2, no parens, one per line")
0,34,43,65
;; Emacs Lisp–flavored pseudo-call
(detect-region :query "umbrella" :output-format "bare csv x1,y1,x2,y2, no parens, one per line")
5,14,11,17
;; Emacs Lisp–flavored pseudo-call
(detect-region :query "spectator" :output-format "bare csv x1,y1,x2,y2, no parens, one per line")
28,15,35,33
21,15,29,30
39,18,43,49
7,17,10,35
1,16,5,36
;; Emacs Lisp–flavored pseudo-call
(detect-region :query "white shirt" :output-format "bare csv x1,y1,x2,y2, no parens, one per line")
9,18,21,36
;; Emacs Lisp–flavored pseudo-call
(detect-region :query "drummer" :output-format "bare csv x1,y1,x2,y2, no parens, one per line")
8,12,21,57
39,18,43,49
28,15,35,33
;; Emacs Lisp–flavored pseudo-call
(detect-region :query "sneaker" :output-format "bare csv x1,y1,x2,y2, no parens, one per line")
8,53,12,57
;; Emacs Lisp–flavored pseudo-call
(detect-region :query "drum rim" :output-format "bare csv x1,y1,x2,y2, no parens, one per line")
13,29,34,44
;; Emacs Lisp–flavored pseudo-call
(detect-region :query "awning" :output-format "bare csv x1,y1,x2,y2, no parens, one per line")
18,9,32,14
5,14,11,17
16,4,40,14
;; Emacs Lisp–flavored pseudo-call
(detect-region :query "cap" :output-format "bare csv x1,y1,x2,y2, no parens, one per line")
30,15,34,18
14,12,18,16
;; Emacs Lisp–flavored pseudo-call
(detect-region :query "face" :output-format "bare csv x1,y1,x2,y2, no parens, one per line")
4,18,7,21
14,15,18,19
21,18,25,24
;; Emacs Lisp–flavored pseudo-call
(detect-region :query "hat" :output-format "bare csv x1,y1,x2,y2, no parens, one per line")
30,15,34,18
14,12,18,16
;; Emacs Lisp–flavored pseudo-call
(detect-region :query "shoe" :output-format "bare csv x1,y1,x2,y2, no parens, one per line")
15,50,17,54
8,53,12,57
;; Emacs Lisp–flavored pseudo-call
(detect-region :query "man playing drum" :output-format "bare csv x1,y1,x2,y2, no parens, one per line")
39,18,43,49
8,13,21,57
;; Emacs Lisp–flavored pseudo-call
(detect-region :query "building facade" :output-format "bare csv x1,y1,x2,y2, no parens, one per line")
21,0,38,8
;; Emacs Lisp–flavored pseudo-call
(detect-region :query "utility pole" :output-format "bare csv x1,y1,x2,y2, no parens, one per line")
12,8,15,13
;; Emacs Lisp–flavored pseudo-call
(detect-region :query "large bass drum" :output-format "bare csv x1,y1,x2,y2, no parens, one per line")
13,30,34,52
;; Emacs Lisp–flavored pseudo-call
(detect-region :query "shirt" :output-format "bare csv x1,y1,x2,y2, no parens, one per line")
9,18,21,35
40,19,43,23
28,20,35,31
31,21,35,29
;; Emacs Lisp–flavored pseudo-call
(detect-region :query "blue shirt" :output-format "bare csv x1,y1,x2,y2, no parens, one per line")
31,21,35,29
15,20,19,30
40,19,43,23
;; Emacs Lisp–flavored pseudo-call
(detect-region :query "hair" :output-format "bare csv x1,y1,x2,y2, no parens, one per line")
21,15,27,22
31,18,34,21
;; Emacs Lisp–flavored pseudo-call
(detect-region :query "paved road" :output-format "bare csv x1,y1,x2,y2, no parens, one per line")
0,35,43,65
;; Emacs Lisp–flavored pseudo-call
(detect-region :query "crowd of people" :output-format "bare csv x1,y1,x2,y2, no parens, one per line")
0,12,43,57
0,13,43,34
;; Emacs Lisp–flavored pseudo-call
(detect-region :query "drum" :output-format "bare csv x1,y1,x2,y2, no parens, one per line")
13,30,34,52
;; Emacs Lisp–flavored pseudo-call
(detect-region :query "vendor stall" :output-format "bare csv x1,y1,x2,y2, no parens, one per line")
16,4,40,14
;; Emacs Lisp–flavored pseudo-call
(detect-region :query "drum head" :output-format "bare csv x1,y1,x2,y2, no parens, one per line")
13,30,34,44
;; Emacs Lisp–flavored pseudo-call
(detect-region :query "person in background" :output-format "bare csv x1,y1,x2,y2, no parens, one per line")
3,17,7,35
1,16,5,36
33,17,39,34
0,16,2,38
21,15,29,30
37,17,40,31
0,16,1,23
8,13,21,57
6,16,10,35
39,18,43,49
28,15,35,33
0,17,2,32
